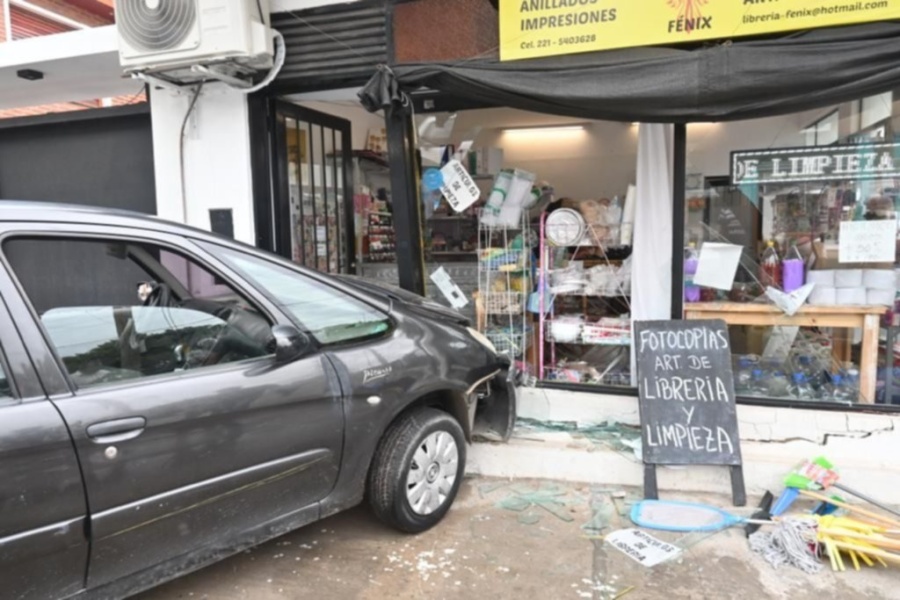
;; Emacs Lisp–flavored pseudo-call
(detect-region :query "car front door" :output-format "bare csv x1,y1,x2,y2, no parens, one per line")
0,283,88,600
0,225,345,591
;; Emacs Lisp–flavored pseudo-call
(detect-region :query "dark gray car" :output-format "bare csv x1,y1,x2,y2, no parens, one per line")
0,201,514,600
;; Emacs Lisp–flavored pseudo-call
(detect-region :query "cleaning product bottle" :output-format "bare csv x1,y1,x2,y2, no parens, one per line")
684,243,701,303
782,241,805,293
750,368,767,396
846,368,860,402
733,356,754,394
790,372,813,400
767,369,791,398
760,240,783,289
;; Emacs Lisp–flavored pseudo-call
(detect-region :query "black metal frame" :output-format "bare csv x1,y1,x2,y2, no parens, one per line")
263,100,355,274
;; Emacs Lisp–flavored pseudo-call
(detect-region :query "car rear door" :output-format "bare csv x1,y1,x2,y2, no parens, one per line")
0,224,345,591
0,272,88,600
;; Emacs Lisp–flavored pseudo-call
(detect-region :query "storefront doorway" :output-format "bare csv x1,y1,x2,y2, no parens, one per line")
271,101,354,274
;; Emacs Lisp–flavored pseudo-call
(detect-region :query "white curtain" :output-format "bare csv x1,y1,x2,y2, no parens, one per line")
631,124,675,385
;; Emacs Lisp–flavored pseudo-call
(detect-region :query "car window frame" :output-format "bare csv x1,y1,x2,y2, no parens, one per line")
0,228,286,396
196,240,396,349
0,335,19,404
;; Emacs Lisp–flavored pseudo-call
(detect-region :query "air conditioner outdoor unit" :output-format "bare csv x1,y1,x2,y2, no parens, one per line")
117,0,273,76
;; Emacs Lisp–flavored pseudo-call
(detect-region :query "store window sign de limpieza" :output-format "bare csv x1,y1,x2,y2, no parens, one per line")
499,0,900,61
731,143,900,185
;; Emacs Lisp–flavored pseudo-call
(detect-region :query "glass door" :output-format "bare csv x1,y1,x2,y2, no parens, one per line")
272,101,354,274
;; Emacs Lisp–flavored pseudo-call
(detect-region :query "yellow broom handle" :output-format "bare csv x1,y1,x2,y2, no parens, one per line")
830,541,900,565
819,530,900,551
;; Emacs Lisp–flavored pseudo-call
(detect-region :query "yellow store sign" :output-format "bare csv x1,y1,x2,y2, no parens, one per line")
499,0,900,61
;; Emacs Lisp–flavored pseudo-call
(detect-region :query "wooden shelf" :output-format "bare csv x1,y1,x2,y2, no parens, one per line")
684,301,886,403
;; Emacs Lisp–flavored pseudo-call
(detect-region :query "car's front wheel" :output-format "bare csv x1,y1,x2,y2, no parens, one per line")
367,407,466,533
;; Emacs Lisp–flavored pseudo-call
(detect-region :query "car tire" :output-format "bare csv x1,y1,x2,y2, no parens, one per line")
367,407,466,533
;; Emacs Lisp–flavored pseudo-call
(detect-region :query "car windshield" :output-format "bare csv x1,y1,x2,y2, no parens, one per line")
212,247,391,345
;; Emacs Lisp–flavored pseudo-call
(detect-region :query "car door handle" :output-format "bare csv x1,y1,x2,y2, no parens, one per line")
86,417,147,444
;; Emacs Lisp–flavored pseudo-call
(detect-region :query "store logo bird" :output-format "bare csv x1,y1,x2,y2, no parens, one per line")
667,0,713,34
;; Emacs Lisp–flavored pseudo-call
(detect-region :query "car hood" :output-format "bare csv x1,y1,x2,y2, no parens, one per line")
334,275,470,326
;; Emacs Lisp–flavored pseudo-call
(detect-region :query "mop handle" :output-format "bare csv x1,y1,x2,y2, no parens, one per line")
799,490,900,528
833,482,900,519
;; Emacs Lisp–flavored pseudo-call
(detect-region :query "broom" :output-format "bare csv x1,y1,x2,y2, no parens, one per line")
785,457,900,519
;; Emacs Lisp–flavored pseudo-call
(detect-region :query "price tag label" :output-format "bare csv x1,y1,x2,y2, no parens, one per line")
440,160,480,213
839,220,897,263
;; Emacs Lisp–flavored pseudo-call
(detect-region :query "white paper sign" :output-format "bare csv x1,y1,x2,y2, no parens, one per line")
605,529,681,567
430,267,468,309
440,160,480,213
693,242,744,291
765,283,814,317
839,220,897,263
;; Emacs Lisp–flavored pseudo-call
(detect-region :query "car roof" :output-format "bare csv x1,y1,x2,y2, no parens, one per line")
0,200,237,246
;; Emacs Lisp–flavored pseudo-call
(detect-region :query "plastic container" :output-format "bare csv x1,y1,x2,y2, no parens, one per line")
684,243,700,303
767,370,792,398
749,368,767,396
733,357,754,394
782,242,805,293
791,372,814,400
846,369,860,402
760,240,782,289
829,374,852,402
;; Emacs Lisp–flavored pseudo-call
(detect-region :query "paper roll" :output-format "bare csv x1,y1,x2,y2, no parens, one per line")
836,287,867,305
834,269,863,288
867,289,896,306
806,270,835,287
863,269,896,290
809,287,837,306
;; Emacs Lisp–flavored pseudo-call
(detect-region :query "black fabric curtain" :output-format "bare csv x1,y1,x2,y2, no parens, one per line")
360,22,900,123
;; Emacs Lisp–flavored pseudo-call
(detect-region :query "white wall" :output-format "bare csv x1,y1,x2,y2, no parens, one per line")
439,108,640,200
686,115,807,179
298,100,385,150
468,387,900,504
151,84,256,244
271,0,359,10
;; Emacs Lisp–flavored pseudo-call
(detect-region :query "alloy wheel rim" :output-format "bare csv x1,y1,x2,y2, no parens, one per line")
406,430,459,516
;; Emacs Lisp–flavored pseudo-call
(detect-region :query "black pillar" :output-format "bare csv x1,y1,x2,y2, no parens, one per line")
385,107,426,295
671,123,687,320
247,93,276,253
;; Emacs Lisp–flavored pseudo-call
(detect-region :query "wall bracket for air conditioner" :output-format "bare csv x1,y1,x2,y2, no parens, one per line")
190,65,252,89
131,72,186,95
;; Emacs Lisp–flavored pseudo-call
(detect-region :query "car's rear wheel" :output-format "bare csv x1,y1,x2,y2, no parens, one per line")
367,407,466,533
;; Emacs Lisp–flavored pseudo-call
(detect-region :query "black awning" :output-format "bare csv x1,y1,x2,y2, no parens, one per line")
360,22,900,123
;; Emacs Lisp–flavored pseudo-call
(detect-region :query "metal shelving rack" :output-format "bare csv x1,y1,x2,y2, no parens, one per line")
476,211,531,362
537,211,633,383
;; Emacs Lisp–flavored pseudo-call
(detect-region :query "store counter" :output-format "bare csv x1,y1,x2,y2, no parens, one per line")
684,302,887,403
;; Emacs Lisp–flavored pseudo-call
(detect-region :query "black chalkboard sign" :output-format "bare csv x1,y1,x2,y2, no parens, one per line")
634,319,746,506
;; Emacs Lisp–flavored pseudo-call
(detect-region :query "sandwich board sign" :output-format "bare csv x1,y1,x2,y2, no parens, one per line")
634,319,745,506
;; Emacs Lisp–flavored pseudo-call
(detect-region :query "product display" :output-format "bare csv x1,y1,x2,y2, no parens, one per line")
365,210,396,263
538,196,634,386
685,165,900,404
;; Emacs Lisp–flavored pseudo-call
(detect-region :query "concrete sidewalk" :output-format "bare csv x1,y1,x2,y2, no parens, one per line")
137,477,895,600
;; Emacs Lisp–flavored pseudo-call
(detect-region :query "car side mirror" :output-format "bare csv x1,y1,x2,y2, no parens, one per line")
269,324,313,364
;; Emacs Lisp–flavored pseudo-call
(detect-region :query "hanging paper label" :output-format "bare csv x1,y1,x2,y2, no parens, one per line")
605,529,681,567
430,267,469,309
440,160,481,213
839,220,897,264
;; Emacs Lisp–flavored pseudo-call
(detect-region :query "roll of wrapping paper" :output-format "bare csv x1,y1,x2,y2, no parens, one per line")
620,184,636,246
